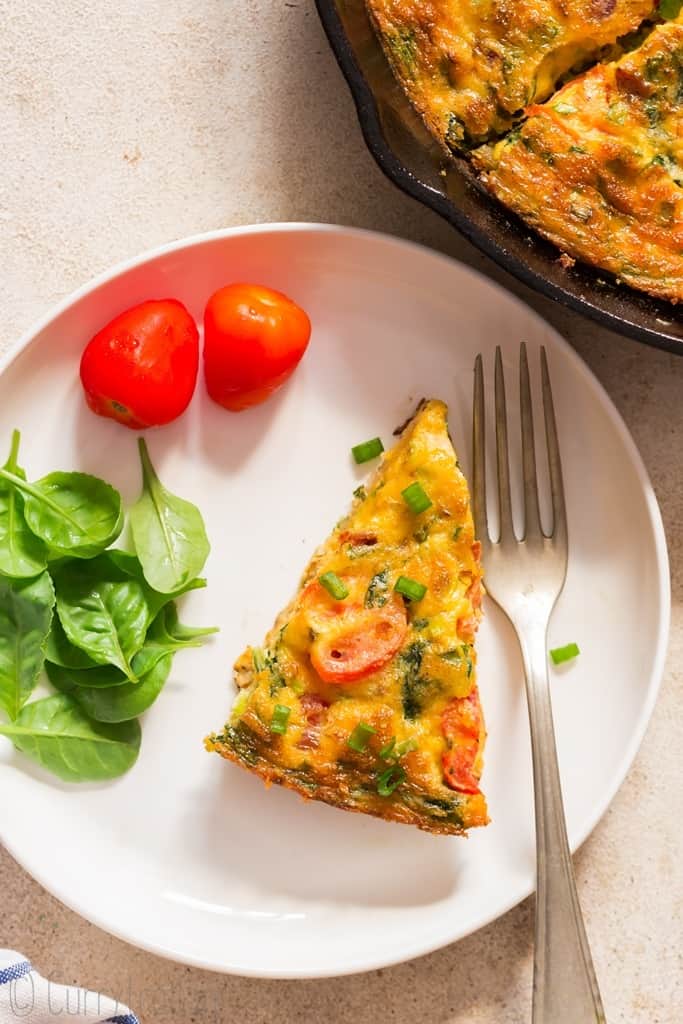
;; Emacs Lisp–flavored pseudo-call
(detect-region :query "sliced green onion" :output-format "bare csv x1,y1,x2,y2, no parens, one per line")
550,642,580,665
319,571,349,600
252,647,266,672
402,481,432,514
347,722,376,753
395,738,418,757
395,575,427,602
380,736,418,762
270,704,291,735
352,437,384,464
452,525,463,541
353,484,367,501
379,737,396,760
377,764,406,797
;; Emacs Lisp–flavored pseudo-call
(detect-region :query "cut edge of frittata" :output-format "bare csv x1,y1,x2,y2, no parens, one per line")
206,399,489,836
472,15,683,302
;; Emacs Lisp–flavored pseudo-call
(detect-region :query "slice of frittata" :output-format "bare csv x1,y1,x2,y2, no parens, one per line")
206,400,488,836
366,0,655,149
472,15,683,302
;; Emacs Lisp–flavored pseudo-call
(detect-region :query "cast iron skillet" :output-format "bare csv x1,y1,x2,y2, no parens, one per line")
316,0,683,355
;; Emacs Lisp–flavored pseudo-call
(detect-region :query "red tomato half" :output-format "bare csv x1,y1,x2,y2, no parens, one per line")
302,580,408,685
441,690,483,794
80,299,199,429
203,283,311,411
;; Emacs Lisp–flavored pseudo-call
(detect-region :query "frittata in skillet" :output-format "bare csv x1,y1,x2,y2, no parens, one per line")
207,400,488,835
473,15,683,301
366,0,655,148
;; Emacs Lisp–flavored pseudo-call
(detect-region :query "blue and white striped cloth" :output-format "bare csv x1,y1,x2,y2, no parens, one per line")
0,951,138,1023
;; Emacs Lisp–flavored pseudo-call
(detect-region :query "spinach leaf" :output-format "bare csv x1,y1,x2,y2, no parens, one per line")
0,469,123,558
48,594,214,686
0,572,55,720
97,549,206,624
0,431,48,578
55,563,149,679
403,673,441,718
264,650,285,696
365,570,389,608
0,693,140,781
163,601,218,643
46,655,172,723
400,640,436,719
46,659,130,689
44,616,99,670
130,439,210,593
130,602,217,677
386,28,417,76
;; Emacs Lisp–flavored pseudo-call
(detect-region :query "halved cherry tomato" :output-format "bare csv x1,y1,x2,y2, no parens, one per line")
80,299,199,429
443,747,481,794
457,614,480,642
442,689,483,793
203,283,311,411
302,579,407,685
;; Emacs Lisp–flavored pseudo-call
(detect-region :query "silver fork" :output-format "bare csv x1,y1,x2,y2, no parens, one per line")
473,344,606,1024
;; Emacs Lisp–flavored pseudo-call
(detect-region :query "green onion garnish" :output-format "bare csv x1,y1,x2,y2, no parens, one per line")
352,437,384,464
347,722,376,752
395,575,427,602
252,647,266,672
395,738,418,757
550,642,580,665
319,571,349,600
402,481,432,514
377,764,406,797
270,704,291,734
379,737,396,761
452,525,463,541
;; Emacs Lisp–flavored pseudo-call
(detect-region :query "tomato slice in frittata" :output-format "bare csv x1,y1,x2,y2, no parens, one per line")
206,400,488,835
473,14,683,302
366,0,655,149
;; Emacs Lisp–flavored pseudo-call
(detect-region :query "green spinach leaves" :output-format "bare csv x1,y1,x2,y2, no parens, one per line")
130,438,210,593
0,571,54,720
55,565,149,679
0,469,123,558
0,694,141,781
0,431,48,578
0,432,216,782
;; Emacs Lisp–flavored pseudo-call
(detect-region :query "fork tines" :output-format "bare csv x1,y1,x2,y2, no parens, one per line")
473,344,567,548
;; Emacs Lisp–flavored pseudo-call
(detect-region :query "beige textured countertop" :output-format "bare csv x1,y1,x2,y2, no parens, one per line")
1,3,681,1021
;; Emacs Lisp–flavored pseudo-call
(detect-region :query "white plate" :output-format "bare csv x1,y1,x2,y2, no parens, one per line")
0,225,669,978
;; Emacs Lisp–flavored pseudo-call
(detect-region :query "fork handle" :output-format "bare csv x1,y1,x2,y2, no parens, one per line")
517,617,607,1024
